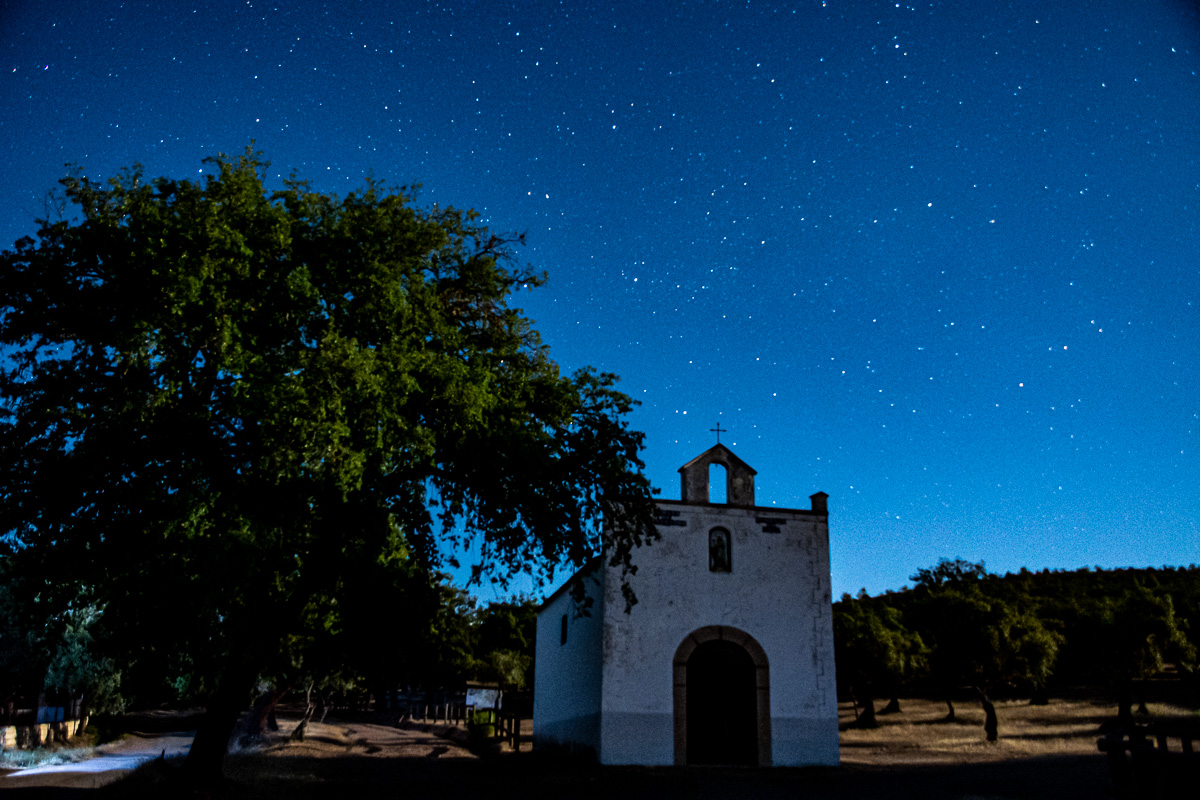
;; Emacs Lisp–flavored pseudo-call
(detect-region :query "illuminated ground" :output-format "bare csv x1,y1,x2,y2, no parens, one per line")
3,700,1188,798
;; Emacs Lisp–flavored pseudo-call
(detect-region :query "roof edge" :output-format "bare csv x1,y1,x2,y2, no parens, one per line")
537,555,603,613
656,498,827,516
677,443,758,475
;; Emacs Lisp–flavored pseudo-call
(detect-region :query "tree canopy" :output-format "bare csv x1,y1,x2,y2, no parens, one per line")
909,557,989,590
0,150,657,780
833,599,926,726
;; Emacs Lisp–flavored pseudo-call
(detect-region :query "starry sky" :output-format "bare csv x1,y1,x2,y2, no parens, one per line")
3,1,1198,598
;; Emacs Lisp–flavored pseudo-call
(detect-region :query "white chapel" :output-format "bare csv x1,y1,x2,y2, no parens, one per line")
533,443,839,766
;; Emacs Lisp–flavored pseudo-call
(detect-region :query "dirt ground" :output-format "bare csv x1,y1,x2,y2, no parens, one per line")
838,696,1131,764
2,698,1194,798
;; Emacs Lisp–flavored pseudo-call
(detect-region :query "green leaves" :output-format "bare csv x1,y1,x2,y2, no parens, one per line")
0,148,656,721
834,600,927,701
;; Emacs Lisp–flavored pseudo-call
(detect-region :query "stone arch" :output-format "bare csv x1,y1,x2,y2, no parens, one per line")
672,625,771,766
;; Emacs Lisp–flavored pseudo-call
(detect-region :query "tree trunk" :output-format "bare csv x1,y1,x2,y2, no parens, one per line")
976,687,998,743
1029,686,1050,706
318,689,335,724
856,692,878,728
944,697,956,721
290,683,316,742
881,696,901,715
1117,682,1134,727
243,686,289,743
181,679,251,786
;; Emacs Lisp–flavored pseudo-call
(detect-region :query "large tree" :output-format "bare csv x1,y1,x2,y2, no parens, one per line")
0,150,657,782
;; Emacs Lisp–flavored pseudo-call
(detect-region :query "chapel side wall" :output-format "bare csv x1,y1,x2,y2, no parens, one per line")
773,511,839,766
598,501,838,767
532,568,604,757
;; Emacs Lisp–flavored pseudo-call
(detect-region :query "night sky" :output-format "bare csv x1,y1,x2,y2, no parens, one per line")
3,1,1198,598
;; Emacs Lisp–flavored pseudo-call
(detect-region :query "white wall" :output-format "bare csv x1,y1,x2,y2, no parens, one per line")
598,500,839,766
532,564,605,756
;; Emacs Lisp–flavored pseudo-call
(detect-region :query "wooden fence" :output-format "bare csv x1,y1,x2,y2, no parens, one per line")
0,715,89,750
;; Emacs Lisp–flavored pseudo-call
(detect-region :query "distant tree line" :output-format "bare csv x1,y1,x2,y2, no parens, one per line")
834,560,1199,738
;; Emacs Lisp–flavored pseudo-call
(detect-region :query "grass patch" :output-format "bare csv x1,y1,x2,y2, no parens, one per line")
0,727,99,771
0,742,96,771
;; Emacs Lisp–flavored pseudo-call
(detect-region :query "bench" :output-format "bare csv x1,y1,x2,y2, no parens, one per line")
1098,719,1199,797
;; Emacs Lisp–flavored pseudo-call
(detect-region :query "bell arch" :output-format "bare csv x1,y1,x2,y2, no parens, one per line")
678,443,757,506
672,625,771,766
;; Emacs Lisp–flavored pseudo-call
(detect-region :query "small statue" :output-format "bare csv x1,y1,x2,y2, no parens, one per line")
709,528,731,572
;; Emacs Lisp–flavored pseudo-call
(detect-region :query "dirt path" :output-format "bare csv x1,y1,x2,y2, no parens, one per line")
230,717,477,762
5,699,1180,798
0,718,474,792
0,731,193,790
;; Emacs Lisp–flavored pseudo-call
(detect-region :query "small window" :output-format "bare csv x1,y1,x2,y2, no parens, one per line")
560,613,568,645
709,527,731,572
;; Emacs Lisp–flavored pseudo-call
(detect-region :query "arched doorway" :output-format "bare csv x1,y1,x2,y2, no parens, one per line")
672,626,771,766
687,640,756,764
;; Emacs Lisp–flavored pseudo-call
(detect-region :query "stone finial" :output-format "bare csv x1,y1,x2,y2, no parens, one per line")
678,444,757,506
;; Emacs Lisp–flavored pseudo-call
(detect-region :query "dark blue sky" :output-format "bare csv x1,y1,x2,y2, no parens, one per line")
3,1,1197,597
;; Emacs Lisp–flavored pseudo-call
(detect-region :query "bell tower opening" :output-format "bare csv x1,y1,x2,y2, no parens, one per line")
678,443,757,506
708,463,727,503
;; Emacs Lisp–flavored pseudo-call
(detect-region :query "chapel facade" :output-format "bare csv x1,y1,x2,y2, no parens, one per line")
533,444,839,766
